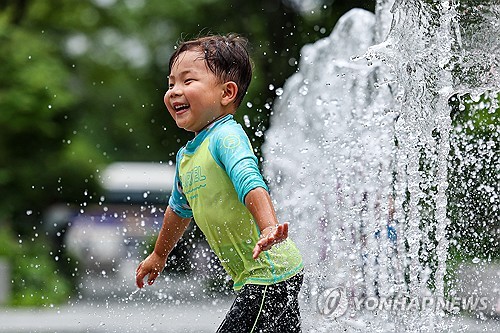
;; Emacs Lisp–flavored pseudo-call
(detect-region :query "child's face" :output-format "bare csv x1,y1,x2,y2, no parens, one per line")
164,50,227,133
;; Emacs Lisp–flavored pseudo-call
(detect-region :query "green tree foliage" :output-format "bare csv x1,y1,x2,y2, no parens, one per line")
0,226,74,306
448,91,499,261
0,0,375,233
0,5,98,234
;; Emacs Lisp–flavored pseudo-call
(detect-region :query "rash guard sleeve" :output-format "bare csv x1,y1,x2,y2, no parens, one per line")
209,123,269,204
168,148,193,218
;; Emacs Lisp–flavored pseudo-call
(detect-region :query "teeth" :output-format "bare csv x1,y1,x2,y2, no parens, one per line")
174,104,189,111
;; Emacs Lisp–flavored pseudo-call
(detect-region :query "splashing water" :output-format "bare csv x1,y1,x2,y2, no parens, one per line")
262,0,499,332
127,288,141,300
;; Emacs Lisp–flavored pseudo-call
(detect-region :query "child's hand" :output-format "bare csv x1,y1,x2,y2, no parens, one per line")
252,222,289,259
135,252,167,288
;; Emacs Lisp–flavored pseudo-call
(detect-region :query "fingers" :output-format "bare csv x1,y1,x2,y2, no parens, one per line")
252,244,262,259
270,223,289,244
252,237,273,259
135,266,146,289
147,270,159,285
275,224,284,240
257,234,273,250
136,261,143,275
282,222,289,240
253,223,290,260
265,232,276,245
135,260,160,288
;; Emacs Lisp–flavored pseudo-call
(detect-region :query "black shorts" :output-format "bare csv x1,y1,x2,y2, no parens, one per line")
217,272,303,333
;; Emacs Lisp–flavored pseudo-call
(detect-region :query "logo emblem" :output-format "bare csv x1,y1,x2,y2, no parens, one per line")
222,135,241,149
317,286,349,318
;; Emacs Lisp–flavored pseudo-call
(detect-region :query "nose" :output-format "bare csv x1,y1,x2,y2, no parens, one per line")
164,86,181,107
169,84,182,97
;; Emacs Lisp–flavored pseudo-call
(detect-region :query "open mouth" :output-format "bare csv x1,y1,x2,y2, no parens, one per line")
173,103,190,113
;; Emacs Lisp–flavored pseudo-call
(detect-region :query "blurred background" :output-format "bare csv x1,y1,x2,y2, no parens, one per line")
0,0,497,331
0,0,375,308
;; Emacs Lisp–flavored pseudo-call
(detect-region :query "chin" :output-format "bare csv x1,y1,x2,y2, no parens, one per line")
178,123,196,132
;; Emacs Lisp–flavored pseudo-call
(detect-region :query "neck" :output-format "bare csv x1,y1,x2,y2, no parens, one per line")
195,114,231,135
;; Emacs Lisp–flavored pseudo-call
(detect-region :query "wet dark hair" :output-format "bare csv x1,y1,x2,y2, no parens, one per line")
168,33,252,107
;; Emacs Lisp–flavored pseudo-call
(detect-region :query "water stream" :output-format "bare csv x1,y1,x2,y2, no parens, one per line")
262,0,499,332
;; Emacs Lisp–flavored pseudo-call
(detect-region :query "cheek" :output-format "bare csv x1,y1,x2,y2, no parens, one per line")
164,92,175,117
163,91,170,107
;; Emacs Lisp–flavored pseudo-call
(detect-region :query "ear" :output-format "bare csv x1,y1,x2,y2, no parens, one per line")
221,81,238,106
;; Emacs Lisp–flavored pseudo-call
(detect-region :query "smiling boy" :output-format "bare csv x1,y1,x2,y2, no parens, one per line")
135,34,303,332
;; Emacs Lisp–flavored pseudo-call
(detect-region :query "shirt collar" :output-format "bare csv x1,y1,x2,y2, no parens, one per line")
184,114,233,154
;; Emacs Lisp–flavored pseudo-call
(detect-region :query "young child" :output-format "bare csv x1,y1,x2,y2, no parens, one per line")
135,33,303,332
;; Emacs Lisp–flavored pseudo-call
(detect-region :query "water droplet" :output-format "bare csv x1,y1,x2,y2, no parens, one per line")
243,115,251,128
299,85,308,96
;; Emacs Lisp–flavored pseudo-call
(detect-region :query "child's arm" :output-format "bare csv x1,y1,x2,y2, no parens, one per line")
245,187,289,259
135,206,191,288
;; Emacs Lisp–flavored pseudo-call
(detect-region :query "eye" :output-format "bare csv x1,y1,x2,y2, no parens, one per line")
184,78,194,84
